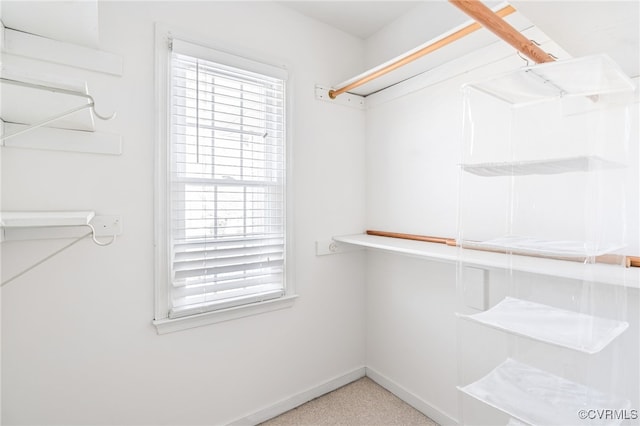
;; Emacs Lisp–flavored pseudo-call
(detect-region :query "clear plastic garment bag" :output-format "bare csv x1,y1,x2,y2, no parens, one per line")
456,55,638,426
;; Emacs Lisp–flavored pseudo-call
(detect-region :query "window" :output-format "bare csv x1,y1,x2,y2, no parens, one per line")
154,34,292,331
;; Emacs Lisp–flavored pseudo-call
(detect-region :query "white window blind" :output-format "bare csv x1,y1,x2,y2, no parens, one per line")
168,40,287,319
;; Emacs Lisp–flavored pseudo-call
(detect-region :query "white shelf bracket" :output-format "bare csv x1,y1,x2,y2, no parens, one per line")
0,78,116,143
0,212,121,286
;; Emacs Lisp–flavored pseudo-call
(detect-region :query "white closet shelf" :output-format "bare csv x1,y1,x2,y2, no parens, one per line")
0,66,96,133
459,358,630,426
461,156,625,177
1,23,123,76
1,1,100,49
0,211,95,228
461,236,624,259
458,297,628,354
1,212,121,243
330,4,533,97
465,54,635,106
332,234,639,289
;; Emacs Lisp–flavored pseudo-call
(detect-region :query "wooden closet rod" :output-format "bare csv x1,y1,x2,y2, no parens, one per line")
366,230,640,268
366,229,457,246
327,4,516,99
449,0,555,64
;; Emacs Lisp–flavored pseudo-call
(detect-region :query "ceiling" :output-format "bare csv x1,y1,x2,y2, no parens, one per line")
278,1,423,39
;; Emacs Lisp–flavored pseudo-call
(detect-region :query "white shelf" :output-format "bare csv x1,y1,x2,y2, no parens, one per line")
0,66,95,132
458,297,628,354
334,233,459,262
462,235,624,259
0,211,95,228
1,213,122,242
332,234,639,289
1,1,100,49
464,54,635,106
331,5,533,97
459,358,630,426
461,156,625,177
0,211,102,243
1,23,123,76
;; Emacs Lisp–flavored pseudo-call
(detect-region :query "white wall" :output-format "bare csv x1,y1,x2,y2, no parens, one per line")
3,2,639,425
363,27,640,424
1,2,367,425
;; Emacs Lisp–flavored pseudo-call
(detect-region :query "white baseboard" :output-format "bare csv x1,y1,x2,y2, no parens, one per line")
229,366,367,425
365,367,458,426
228,365,457,426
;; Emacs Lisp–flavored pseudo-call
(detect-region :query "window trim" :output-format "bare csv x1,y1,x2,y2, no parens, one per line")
153,24,296,334
153,295,298,335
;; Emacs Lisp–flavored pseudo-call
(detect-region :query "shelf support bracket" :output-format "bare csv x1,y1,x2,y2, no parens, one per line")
0,78,116,143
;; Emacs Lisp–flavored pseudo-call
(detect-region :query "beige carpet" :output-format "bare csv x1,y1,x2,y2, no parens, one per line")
260,377,439,426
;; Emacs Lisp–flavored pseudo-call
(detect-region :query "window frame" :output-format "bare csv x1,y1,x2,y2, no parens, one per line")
153,24,296,334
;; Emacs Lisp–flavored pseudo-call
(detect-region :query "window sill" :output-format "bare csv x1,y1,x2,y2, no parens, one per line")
153,294,298,334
